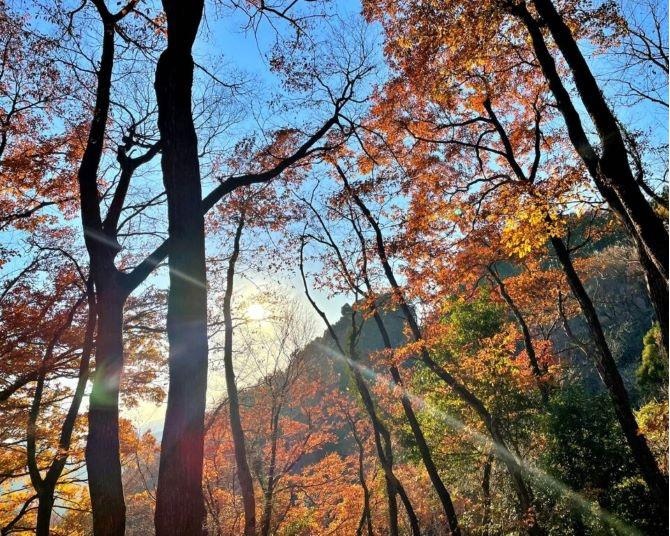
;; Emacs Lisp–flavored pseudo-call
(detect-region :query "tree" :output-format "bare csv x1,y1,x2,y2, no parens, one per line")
363,0,669,351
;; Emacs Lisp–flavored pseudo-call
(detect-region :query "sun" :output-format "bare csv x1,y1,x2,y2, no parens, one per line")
246,302,268,321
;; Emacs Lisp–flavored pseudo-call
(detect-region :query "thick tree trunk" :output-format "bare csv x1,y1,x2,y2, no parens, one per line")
154,1,208,534
35,490,54,536
551,236,668,517
222,212,256,536
86,287,126,536
75,12,128,533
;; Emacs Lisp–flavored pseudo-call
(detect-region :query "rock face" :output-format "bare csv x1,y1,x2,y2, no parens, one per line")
302,297,409,391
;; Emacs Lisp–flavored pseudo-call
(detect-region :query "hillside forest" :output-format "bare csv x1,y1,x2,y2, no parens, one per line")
0,0,668,534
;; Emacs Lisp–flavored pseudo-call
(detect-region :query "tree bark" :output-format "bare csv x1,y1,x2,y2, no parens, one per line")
299,245,419,536
551,236,668,518
350,417,374,536
372,311,461,535
481,452,493,536
222,211,257,536
531,0,667,278
86,287,127,536
75,3,139,531
154,1,208,534
260,405,280,536
34,491,54,536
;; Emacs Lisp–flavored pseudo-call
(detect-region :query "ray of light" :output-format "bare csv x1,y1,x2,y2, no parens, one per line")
84,228,206,288
317,343,643,536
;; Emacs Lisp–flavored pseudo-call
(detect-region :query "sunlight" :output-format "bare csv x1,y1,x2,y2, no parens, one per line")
246,302,269,321
316,343,643,536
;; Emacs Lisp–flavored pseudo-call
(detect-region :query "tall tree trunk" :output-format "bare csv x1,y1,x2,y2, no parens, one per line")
551,236,668,518
350,418,374,536
350,353,420,536
76,3,145,531
75,8,128,532
154,1,208,534
512,0,669,349
222,212,257,536
531,0,667,279
86,287,126,536
299,246,419,536
481,452,493,536
34,490,54,536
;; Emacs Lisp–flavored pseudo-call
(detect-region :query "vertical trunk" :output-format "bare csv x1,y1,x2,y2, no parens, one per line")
551,236,668,517
395,480,421,535
351,421,374,536
86,287,126,536
260,407,280,536
75,9,128,532
300,242,419,536
260,487,273,536
36,287,96,534
342,172,544,535
481,453,493,536
35,490,54,536
350,366,410,536
154,1,208,534
349,320,420,536
222,212,256,536
639,247,669,352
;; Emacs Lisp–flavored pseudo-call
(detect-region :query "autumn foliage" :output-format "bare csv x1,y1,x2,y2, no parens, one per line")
0,0,668,535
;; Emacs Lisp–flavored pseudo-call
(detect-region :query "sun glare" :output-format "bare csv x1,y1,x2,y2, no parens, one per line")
246,302,268,321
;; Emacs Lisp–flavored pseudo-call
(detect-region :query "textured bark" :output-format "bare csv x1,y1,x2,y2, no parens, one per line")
153,1,208,534
222,212,256,536
87,288,126,536
551,236,668,518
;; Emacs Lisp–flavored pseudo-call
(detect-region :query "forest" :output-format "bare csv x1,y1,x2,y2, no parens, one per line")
0,0,668,534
